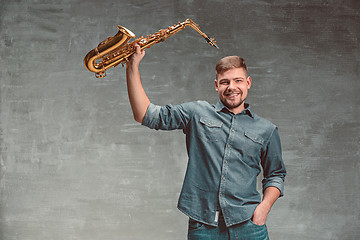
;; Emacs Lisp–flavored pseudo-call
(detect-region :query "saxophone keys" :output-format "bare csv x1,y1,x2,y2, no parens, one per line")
95,72,106,78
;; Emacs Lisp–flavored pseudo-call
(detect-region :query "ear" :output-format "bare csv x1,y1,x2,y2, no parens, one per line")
247,76,252,89
214,79,219,92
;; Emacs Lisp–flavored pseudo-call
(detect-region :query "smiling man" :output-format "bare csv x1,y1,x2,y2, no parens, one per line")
215,60,251,114
126,45,286,240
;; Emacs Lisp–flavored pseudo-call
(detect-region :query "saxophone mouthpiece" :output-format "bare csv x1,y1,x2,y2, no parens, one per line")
206,36,219,49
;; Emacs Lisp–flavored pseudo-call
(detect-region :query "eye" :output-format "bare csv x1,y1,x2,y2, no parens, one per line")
219,80,229,85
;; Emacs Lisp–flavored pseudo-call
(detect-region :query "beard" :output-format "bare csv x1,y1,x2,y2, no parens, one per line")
221,89,246,109
222,97,245,110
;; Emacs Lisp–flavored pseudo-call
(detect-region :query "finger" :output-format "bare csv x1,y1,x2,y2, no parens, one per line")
134,44,144,54
134,44,140,53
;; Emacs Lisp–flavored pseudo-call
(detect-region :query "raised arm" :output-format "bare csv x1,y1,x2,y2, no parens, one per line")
126,44,150,123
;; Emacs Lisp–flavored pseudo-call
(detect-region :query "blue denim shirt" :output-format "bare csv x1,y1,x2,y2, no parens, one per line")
142,100,286,227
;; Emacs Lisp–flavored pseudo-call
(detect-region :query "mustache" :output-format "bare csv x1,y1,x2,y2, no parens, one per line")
224,89,243,95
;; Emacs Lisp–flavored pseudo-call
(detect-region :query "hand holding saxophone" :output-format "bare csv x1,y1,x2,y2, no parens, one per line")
84,19,218,78
126,44,145,69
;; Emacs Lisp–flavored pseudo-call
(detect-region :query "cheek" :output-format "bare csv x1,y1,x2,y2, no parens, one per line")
216,86,225,93
241,87,248,96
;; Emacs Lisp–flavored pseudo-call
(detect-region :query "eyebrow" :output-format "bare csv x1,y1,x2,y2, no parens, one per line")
218,77,245,82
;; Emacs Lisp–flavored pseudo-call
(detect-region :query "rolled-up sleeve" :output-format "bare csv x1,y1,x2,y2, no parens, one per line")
142,102,195,130
261,127,287,197
142,103,162,129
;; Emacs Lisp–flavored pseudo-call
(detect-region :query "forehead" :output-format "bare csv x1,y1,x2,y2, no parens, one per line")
217,68,247,80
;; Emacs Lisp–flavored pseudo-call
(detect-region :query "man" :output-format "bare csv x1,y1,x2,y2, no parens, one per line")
126,44,286,240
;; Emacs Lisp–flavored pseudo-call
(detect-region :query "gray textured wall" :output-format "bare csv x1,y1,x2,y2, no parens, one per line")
0,0,359,239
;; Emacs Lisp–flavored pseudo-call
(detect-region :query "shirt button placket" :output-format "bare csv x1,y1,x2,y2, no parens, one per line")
219,116,237,223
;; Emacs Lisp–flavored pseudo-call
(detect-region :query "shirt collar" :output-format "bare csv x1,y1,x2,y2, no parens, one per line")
215,100,254,118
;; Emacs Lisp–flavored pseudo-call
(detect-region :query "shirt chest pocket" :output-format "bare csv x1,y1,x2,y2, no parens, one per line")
197,117,223,142
241,131,265,157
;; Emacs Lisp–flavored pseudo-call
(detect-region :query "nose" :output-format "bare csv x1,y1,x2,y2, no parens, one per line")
228,80,236,89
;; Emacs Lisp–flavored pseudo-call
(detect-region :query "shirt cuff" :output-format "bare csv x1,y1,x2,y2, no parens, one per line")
263,177,285,197
141,103,161,129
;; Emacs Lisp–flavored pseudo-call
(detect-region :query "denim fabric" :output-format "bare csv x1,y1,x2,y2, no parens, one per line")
142,100,286,227
188,216,269,240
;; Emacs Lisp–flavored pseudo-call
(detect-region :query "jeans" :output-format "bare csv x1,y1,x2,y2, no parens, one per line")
187,216,269,240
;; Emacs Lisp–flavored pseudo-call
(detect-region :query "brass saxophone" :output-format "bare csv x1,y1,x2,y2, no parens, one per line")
84,19,218,78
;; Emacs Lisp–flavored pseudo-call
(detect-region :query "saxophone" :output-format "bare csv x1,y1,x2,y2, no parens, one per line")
84,19,218,78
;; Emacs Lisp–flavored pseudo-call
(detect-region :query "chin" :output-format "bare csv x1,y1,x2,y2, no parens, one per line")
225,102,241,109
224,99,244,110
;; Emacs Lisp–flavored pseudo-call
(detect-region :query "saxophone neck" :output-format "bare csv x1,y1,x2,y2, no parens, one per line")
183,19,219,48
